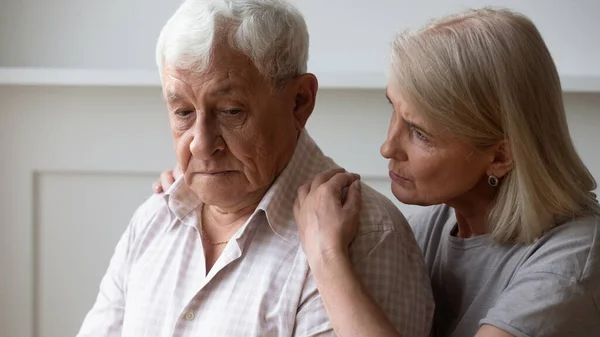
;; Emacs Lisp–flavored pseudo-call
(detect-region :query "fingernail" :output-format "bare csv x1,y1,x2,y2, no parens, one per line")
355,181,361,190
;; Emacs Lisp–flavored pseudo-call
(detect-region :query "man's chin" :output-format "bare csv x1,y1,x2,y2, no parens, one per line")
194,191,240,207
188,182,249,208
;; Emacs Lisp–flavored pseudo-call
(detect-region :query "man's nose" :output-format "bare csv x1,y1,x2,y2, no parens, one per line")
189,114,225,160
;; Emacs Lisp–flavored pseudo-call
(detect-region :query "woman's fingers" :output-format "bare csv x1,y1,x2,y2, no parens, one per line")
293,170,362,267
152,166,181,193
309,168,346,192
160,170,175,191
343,180,362,213
296,182,311,207
321,172,361,202
152,180,163,193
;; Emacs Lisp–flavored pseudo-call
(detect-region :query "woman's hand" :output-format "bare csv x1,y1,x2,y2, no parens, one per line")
152,166,181,193
293,168,362,272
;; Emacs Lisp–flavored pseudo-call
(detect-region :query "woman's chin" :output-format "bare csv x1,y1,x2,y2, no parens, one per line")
391,185,432,206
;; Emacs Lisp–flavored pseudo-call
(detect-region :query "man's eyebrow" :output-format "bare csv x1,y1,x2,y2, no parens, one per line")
166,91,182,102
210,85,234,95
165,84,241,102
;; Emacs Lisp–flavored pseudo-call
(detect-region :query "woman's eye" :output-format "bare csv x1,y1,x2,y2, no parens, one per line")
410,126,428,141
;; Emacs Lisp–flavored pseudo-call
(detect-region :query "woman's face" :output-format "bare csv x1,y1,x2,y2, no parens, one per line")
380,81,495,207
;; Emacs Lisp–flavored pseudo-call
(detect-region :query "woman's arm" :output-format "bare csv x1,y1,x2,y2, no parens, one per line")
309,250,402,337
293,169,403,337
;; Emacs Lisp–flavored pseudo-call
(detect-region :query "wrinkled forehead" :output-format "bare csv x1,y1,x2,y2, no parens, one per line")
385,81,433,127
161,58,265,101
163,67,244,92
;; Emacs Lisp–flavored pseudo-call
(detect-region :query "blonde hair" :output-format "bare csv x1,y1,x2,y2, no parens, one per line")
389,8,599,244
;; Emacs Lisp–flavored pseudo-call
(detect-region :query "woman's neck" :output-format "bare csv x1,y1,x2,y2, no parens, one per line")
447,180,497,238
453,208,488,238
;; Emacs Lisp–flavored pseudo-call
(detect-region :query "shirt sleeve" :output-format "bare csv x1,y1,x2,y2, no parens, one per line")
481,271,600,337
349,229,435,337
76,219,136,336
293,273,336,337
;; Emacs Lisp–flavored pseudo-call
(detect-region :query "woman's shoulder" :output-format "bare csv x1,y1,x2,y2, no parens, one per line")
521,214,600,283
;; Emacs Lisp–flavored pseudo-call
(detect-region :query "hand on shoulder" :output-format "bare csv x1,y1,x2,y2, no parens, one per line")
293,168,362,272
152,166,181,193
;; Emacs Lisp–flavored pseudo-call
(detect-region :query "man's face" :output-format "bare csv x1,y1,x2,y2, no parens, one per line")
162,43,307,211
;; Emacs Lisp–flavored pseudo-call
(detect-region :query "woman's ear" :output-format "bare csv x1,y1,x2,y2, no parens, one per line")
487,140,513,178
292,73,318,130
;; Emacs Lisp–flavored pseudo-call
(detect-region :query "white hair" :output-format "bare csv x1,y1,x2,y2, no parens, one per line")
156,0,309,85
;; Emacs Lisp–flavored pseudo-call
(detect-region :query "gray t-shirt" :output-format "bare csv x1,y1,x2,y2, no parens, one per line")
409,204,600,337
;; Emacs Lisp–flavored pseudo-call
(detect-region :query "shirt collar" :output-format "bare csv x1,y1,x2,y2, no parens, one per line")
163,129,332,243
257,129,332,244
163,176,201,229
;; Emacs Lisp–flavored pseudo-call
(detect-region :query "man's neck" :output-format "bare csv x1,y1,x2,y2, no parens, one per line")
203,202,259,229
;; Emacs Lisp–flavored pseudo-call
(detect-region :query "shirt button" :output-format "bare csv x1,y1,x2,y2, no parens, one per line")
184,311,195,321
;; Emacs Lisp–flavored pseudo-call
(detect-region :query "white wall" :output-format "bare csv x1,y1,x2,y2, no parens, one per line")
1,0,599,84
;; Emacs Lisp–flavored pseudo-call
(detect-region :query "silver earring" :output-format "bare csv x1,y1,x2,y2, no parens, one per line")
488,175,499,187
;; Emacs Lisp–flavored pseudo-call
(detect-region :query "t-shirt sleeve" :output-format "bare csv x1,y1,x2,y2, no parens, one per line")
481,271,600,337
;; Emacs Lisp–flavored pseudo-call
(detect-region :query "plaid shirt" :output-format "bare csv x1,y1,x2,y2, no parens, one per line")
77,130,434,337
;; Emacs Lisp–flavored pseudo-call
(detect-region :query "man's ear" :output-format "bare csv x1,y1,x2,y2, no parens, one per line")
486,140,513,178
291,73,318,130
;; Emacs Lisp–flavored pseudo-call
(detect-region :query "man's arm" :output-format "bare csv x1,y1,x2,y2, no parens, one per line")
293,271,335,337
76,222,134,336
298,250,404,337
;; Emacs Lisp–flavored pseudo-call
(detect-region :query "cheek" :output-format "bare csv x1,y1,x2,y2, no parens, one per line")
222,132,266,182
412,154,484,197
409,153,446,190
239,136,291,184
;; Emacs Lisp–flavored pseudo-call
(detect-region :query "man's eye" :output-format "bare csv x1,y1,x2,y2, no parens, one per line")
174,110,194,118
222,109,242,115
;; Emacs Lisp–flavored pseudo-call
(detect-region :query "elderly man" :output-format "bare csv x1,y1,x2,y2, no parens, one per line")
77,0,433,336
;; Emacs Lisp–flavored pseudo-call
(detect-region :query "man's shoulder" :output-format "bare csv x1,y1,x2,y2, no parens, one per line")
356,182,410,235
126,193,174,238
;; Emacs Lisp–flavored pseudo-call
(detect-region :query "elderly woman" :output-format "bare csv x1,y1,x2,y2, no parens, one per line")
155,7,600,337
293,8,600,337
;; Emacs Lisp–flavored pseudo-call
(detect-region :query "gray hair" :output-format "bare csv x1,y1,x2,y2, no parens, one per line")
156,0,309,85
